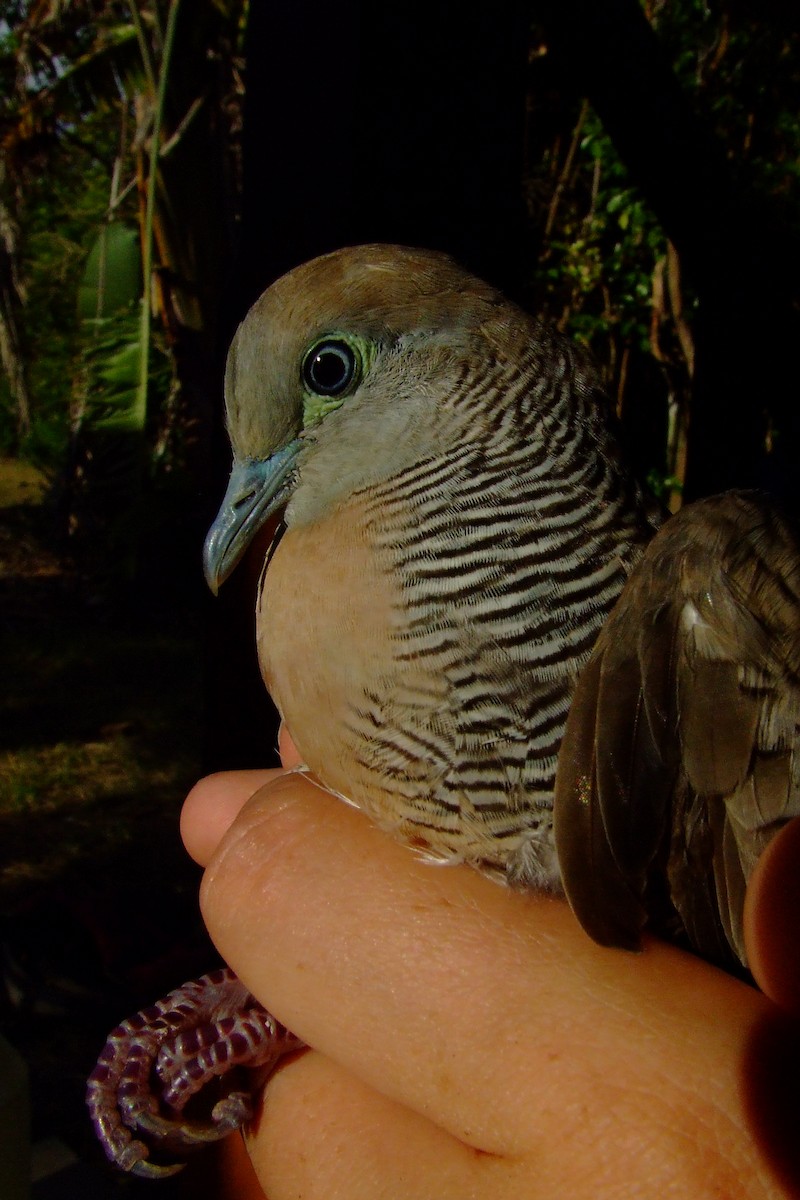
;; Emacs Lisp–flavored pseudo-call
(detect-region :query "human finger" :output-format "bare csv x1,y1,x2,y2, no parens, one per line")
745,816,800,1017
181,769,281,866
277,723,303,768
199,771,773,1171
246,1049,539,1200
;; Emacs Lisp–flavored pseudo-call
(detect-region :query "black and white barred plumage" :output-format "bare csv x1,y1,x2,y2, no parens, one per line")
90,244,799,1178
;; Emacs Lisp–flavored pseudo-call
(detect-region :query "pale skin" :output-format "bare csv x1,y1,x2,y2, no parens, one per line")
181,728,800,1200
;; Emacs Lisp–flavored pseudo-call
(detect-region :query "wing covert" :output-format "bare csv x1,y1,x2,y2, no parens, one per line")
555,490,800,969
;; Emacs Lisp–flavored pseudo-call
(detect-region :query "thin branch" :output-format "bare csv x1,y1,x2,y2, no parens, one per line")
159,96,204,158
545,99,588,240
666,241,694,377
137,0,181,426
126,0,157,96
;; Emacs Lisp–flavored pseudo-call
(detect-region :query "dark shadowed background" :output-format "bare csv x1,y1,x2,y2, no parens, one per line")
1,1,798,1193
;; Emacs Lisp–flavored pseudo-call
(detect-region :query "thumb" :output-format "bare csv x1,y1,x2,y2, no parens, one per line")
744,817,800,1016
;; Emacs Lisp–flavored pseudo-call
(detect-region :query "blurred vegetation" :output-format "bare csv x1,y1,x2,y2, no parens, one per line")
1,1,797,537
522,1,800,507
0,8,248,1166
0,0,798,1176
1,0,246,577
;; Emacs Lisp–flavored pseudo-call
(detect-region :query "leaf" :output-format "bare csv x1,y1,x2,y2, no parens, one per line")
78,310,147,435
77,222,142,321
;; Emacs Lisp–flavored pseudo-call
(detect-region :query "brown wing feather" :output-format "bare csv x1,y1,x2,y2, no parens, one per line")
555,490,800,970
553,652,649,951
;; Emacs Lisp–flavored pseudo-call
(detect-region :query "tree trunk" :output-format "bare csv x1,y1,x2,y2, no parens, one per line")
0,166,31,441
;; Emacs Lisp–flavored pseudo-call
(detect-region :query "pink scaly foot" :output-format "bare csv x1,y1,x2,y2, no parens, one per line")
86,966,304,1177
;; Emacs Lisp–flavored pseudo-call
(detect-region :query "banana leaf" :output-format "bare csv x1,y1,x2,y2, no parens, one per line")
77,222,141,323
78,312,146,435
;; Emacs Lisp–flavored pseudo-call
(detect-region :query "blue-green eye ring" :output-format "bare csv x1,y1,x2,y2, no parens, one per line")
302,339,359,397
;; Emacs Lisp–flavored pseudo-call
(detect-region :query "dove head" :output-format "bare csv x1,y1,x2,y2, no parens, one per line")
204,243,596,591
223,243,509,459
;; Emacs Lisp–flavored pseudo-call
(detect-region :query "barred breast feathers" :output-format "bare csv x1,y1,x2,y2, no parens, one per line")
265,278,659,888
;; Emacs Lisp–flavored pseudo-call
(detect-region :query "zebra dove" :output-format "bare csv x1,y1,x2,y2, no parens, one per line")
87,244,800,1177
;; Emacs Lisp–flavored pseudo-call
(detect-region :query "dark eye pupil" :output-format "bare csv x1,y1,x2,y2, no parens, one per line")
304,342,356,396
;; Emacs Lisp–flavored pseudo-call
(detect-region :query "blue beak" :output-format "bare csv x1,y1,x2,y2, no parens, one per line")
203,442,301,593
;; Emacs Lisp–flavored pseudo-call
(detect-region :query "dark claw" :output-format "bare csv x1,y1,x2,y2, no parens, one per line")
87,967,304,1176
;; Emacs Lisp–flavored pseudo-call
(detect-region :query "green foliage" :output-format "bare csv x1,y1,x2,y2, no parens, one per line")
20,415,70,474
77,222,142,321
655,0,800,230
76,309,148,434
527,107,674,361
526,101,684,504
2,99,138,470
524,6,800,496
0,0,246,498
75,221,147,446
3,1,798,510
68,305,175,578
646,468,683,502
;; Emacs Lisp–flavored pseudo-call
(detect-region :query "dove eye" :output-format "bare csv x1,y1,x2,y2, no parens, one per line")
302,339,359,397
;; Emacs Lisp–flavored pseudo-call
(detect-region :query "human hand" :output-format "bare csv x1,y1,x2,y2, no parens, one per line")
744,816,800,1018
182,739,800,1200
